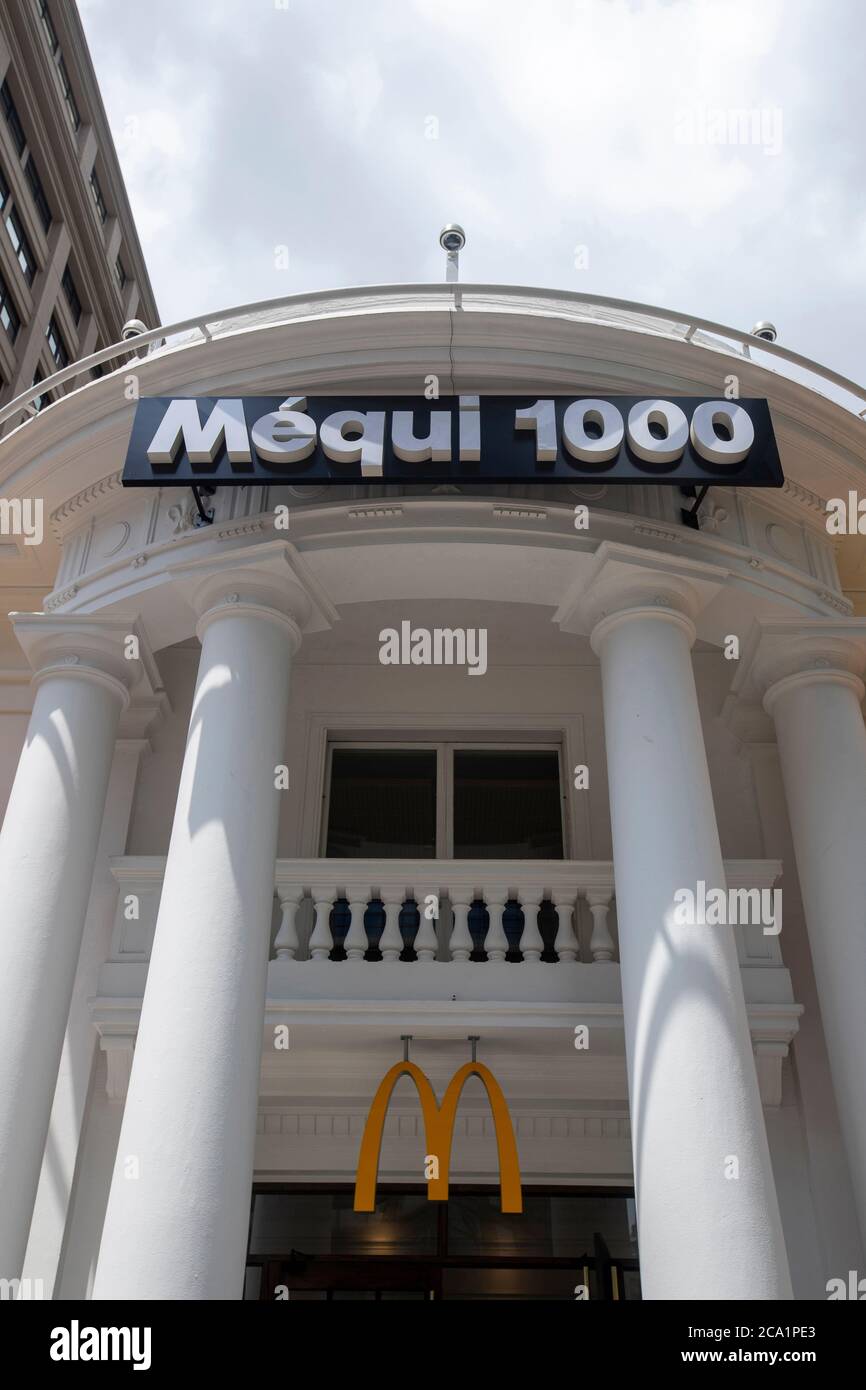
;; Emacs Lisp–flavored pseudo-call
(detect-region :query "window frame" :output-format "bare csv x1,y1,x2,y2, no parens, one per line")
38,0,59,54
0,80,26,156
89,168,107,223
5,203,37,284
319,737,569,859
61,262,82,324
57,56,80,132
45,312,68,367
0,268,21,341
25,156,52,233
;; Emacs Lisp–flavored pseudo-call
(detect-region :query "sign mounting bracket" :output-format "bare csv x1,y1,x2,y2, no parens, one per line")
190,484,216,527
680,484,709,530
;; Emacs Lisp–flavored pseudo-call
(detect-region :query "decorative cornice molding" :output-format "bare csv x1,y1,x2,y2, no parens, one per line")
817,589,852,614
50,471,123,538
348,506,403,520
44,584,79,611
781,476,829,517
633,523,680,543
217,521,265,541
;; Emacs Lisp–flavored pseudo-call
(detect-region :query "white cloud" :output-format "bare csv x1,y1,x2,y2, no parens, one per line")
78,0,866,383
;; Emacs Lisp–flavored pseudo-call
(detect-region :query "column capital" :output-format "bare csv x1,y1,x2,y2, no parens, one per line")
9,613,155,709
730,618,866,718
554,541,727,647
167,541,337,653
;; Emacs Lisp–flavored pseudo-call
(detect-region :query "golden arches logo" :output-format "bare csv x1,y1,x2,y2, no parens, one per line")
353,1059,522,1213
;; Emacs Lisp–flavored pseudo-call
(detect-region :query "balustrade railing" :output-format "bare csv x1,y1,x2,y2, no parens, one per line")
272,860,617,966
105,856,785,973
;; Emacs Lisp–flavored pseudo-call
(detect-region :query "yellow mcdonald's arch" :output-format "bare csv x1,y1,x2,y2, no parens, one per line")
353,1059,522,1213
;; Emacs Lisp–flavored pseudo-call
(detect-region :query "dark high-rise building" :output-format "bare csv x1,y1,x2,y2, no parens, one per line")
0,0,157,420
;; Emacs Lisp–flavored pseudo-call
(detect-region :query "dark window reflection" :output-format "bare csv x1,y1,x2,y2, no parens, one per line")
453,750,563,858
325,748,436,857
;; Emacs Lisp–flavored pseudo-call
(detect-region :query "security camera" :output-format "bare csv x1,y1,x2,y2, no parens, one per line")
439,224,466,253
121,318,148,341
751,321,778,343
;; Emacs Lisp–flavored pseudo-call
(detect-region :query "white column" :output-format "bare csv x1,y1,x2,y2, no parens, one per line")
756,626,866,1248
590,587,791,1300
93,570,307,1300
0,617,136,1283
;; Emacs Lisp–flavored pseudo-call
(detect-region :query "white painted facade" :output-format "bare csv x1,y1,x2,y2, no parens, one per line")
0,286,864,1300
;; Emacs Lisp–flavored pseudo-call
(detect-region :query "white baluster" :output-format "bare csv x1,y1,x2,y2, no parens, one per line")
344,888,370,961
484,890,509,962
413,888,438,963
519,892,545,962
308,891,336,961
379,891,404,962
587,889,616,962
274,890,302,961
552,892,580,962
448,896,474,962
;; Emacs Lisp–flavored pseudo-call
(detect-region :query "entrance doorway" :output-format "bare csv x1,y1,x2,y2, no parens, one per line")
245,1186,641,1301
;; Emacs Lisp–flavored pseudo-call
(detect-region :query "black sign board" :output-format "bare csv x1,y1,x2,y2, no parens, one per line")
121,395,784,488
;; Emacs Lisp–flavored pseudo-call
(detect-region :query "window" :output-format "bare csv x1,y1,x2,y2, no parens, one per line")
25,157,51,232
1,81,25,156
46,313,68,367
31,367,52,412
114,254,127,291
58,58,80,132
325,748,437,858
61,264,81,323
89,168,107,223
5,206,37,284
38,1,59,55
323,741,566,859
453,750,564,858
0,270,20,340
0,163,9,211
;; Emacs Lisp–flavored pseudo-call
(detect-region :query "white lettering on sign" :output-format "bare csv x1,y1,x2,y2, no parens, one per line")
147,398,251,464
144,397,761,480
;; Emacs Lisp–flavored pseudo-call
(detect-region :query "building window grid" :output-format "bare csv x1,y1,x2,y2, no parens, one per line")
5,206,37,285
57,58,80,133
38,1,59,56
89,169,107,224
0,81,26,157
46,313,68,368
24,157,52,233
0,270,20,341
61,264,82,325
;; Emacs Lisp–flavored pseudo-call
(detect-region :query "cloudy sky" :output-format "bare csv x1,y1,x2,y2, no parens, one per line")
78,0,865,386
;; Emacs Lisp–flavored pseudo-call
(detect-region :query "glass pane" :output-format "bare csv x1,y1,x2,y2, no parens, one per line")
326,748,436,857
442,1267,582,1300
446,1193,554,1257
549,1194,639,1260
453,750,563,858
248,1191,438,1257
446,1192,638,1260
